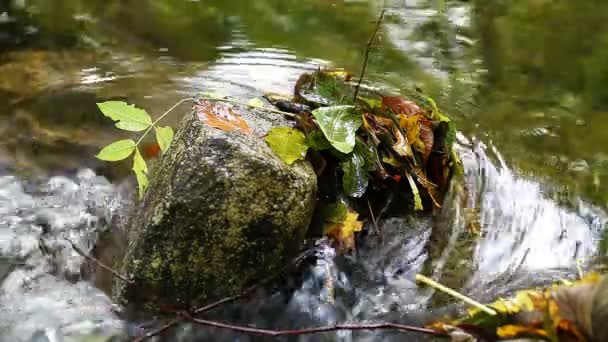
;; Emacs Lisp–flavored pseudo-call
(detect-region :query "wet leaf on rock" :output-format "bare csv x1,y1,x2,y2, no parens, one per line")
96,139,136,161
247,97,265,108
295,71,354,107
341,151,368,198
195,100,253,134
264,127,309,165
97,101,152,132
312,105,361,154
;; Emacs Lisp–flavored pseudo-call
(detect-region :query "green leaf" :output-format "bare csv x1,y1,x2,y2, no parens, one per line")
306,130,332,151
97,101,153,132
321,201,348,224
405,172,424,211
423,95,450,122
312,105,361,154
382,156,403,168
264,127,309,165
358,97,381,112
340,151,368,198
247,98,265,108
354,139,377,171
296,72,354,107
155,126,174,154
133,148,148,200
96,139,136,161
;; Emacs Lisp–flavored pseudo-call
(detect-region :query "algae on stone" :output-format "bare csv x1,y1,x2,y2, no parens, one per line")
115,104,317,312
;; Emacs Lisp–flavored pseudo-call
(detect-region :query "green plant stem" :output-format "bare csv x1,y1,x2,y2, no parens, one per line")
415,274,497,316
202,97,297,118
136,97,194,146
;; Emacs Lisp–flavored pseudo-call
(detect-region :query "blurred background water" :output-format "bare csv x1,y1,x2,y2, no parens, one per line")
1,0,607,341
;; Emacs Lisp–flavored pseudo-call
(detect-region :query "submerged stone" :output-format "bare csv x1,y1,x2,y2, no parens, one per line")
116,102,317,312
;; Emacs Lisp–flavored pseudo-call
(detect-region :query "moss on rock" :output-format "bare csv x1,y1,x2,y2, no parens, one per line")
115,104,317,312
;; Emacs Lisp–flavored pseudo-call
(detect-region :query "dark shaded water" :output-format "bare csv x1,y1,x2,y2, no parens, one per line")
1,0,607,341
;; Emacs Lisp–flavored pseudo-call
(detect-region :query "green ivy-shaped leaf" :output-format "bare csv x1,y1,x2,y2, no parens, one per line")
340,151,368,198
306,130,332,151
97,101,152,132
155,126,174,154
320,201,348,224
96,139,136,161
312,105,361,154
264,127,309,165
133,147,148,199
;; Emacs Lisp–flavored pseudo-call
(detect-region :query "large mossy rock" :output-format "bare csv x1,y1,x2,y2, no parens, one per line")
116,102,317,312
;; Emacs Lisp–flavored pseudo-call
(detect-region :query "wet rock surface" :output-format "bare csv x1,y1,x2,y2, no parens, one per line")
117,102,318,312
0,170,129,341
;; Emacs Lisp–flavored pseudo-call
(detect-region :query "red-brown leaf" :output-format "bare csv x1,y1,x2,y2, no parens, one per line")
419,117,434,164
194,100,253,134
381,96,422,116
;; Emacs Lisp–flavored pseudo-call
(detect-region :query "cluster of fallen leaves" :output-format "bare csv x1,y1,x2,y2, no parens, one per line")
193,70,460,252
430,273,605,341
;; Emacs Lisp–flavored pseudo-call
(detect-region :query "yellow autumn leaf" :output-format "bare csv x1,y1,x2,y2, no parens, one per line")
399,114,422,150
324,210,363,252
341,211,363,239
497,324,548,339
491,298,522,315
513,290,537,312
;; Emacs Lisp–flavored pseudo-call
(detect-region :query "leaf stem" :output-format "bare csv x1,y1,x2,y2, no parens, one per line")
136,97,195,146
415,274,497,316
202,97,297,118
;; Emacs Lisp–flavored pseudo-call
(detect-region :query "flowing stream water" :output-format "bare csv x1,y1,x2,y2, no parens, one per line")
1,0,608,341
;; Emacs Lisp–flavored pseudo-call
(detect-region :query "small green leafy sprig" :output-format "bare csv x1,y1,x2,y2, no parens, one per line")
95,98,192,199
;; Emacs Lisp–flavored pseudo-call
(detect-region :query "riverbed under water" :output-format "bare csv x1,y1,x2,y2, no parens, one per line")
1,0,607,341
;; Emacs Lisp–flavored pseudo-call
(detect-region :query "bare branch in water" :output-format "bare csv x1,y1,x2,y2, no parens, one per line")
66,238,133,284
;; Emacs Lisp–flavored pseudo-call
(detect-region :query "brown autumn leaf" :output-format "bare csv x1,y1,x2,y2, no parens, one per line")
194,100,253,134
381,96,423,116
418,117,435,164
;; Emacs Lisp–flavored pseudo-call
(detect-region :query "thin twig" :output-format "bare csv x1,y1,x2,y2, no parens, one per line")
202,97,297,118
188,318,448,338
136,97,195,146
367,199,380,236
415,274,497,316
353,9,386,101
66,238,133,284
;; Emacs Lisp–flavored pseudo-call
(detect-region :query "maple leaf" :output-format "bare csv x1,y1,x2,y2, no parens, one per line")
194,100,253,134
324,210,364,252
